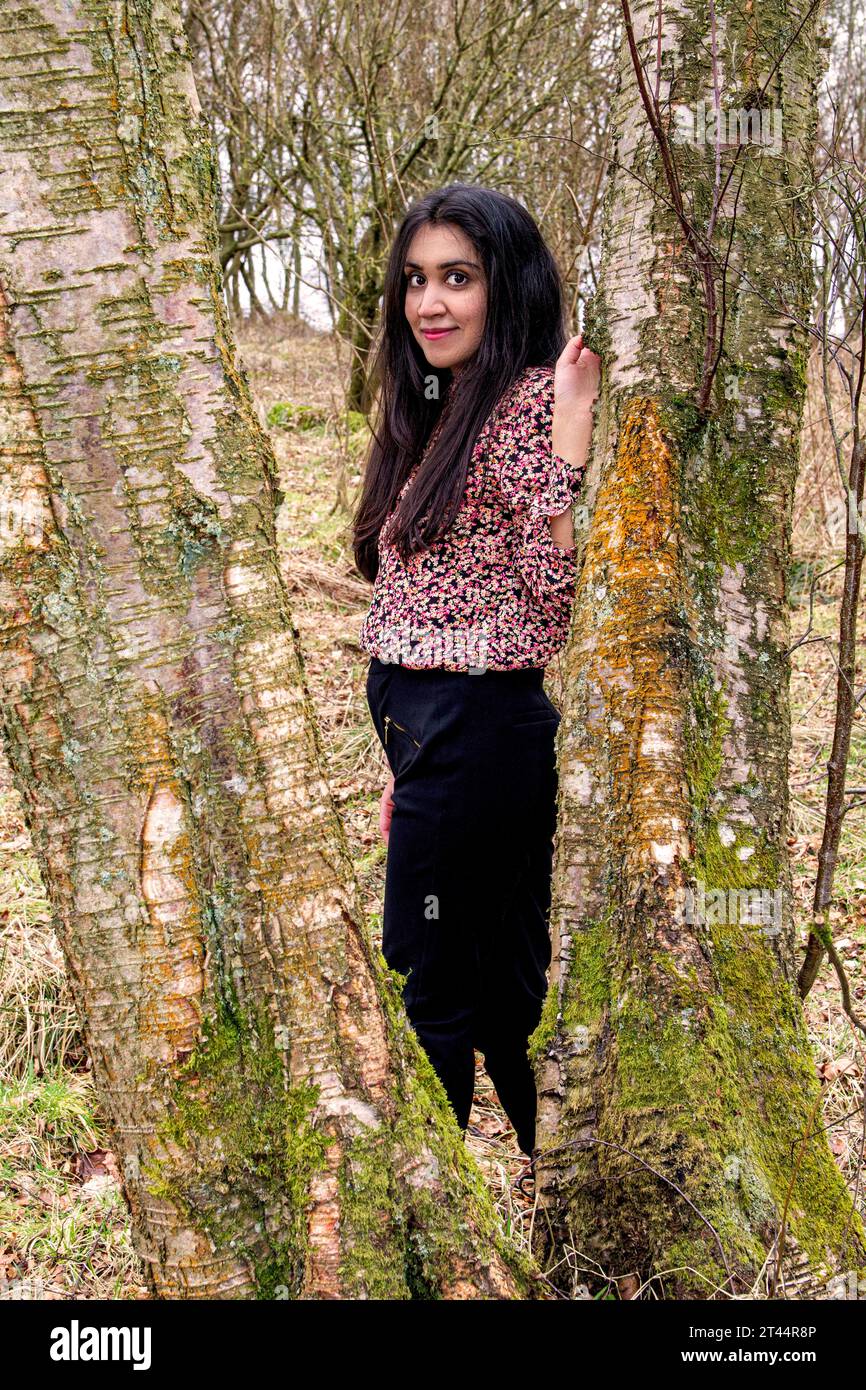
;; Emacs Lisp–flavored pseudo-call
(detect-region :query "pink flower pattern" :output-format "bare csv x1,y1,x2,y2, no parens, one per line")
359,365,586,671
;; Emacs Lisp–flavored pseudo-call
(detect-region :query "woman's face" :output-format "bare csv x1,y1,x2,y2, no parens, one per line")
403,221,487,372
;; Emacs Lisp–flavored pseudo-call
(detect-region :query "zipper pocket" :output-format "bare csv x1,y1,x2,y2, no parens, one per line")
384,714,421,748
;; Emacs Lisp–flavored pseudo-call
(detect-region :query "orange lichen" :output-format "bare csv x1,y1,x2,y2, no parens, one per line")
576,396,694,898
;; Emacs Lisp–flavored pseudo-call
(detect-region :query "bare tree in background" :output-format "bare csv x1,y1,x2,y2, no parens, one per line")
183,0,306,316
183,0,620,411
798,0,866,1000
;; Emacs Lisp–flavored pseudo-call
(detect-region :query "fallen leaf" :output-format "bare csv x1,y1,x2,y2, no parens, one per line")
821,1057,859,1081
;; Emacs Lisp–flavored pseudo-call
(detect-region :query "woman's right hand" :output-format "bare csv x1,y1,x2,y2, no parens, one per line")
552,332,600,476
379,774,395,843
553,332,601,416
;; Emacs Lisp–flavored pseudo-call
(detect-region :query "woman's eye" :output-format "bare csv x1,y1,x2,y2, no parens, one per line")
405,271,468,287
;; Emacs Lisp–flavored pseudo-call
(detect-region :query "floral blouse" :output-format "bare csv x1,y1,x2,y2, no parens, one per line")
358,365,586,672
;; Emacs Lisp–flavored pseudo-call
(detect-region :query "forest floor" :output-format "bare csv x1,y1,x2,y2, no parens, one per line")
0,316,863,1300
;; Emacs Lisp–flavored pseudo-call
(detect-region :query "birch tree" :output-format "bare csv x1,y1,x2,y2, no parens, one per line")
0,0,542,1299
531,0,866,1297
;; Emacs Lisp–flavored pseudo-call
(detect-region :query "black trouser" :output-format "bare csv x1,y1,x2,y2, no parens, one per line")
365,654,559,1156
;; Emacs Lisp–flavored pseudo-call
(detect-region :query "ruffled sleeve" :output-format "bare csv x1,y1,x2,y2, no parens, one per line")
491,369,586,619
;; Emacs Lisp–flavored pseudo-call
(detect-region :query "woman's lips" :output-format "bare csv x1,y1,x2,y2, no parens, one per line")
421,327,457,339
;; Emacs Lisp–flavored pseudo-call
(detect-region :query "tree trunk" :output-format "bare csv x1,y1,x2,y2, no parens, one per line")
340,225,385,417
531,0,866,1297
0,0,542,1300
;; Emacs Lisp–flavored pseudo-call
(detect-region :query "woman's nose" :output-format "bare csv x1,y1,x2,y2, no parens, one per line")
417,284,446,317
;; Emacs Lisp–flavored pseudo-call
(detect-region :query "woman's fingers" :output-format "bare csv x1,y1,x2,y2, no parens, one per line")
379,777,395,843
555,332,601,412
558,332,584,366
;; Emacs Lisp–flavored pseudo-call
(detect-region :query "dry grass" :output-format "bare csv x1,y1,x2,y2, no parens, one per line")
0,319,863,1299
0,762,148,1299
787,346,866,1251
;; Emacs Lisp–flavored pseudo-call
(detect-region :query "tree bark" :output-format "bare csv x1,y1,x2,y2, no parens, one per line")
531,0,866,1297
0,0,542,1300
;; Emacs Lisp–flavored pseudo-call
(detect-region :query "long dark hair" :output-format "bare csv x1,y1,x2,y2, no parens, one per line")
352,183,567,582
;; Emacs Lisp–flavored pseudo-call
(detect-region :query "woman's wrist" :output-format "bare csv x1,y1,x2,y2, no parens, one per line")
552,404,595,470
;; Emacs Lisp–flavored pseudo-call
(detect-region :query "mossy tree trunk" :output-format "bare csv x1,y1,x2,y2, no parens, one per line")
0,0,543,1300
337,224,385,418
530,0,866,1297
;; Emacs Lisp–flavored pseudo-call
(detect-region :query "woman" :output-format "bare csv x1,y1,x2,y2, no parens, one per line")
353,183,600,1163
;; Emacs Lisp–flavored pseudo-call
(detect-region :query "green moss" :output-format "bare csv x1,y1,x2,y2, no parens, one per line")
208,406,276,491
265,402,368,436
564,916,612,1028
684,673,728,823
582,288,612,368
655,1234,732,1298
549,840,861,1290
148,996,332,1298
267,402,328,432
659,395,706,458
689,447,774,567
695,821,780,892
597,911,863,1286
527,984,559,1062
336,1127,409,1299
529,915,612,1062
